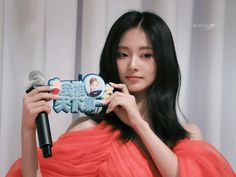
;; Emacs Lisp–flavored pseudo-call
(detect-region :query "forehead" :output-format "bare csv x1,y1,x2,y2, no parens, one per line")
118,27,152,48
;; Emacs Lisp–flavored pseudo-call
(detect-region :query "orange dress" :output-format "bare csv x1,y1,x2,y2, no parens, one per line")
6,121,236,177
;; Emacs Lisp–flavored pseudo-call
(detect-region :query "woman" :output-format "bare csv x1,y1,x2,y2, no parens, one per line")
88,77,102,97
7,10,235,177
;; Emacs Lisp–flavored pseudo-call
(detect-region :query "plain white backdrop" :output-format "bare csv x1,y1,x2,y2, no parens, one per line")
0,0,235,176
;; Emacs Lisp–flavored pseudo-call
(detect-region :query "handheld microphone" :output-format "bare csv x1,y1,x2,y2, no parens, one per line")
26,71,53,158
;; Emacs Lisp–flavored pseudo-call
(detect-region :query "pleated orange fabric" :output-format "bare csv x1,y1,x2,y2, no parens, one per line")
173,139,236,177
6,121,160,177
6,121,236,177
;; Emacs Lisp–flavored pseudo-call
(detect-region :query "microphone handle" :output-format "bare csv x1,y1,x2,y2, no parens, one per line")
36,112,53,158
26,85,53,158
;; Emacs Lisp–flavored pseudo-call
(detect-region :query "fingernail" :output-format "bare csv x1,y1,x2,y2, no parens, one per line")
102,99,107,105
53,95,60,99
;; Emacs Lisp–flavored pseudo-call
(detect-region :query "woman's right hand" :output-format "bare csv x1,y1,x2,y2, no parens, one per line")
22,86,57,132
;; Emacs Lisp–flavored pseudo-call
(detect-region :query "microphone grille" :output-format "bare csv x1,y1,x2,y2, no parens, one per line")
27,70,46,88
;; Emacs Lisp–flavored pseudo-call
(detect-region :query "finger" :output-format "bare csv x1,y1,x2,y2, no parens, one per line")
29,105,52,115
25,102,51,116
27,86,54,96
109,82,129,94
106,96,127,113
24,100,51,112
30,100,51,109
103,91,126,105
29,92,58,103
106,100,118,114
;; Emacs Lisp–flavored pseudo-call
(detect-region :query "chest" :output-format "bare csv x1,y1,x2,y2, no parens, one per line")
97,139,161,177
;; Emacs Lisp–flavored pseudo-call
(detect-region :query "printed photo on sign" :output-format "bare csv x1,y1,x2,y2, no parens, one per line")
83,74,105,98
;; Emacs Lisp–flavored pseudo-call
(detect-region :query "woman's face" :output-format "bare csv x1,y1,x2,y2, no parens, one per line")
116,28,157,93
90,80,98,92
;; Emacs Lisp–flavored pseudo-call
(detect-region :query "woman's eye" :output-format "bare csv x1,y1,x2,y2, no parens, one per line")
117,52,128,58
141,53,153,58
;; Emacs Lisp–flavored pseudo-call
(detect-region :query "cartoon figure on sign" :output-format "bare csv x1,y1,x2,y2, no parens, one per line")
49,77,61,95
88,77,102,97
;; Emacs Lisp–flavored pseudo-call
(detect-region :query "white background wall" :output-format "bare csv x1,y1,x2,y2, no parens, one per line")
0,0,77,176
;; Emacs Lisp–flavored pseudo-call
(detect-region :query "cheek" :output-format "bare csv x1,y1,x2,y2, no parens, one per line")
117,60,126,76
152,65,157,75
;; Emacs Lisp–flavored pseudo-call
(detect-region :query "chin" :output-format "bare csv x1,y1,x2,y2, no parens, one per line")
123,80,152,93
127,86,146,93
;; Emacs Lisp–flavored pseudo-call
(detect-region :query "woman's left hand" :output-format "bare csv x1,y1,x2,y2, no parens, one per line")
104,82,143,128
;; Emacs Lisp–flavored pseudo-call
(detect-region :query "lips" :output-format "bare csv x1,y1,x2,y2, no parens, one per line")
125,76,143,81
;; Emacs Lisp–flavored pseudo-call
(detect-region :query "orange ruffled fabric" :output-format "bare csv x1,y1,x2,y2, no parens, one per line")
173,139,236,177
6,121,159,177
6,121,236,177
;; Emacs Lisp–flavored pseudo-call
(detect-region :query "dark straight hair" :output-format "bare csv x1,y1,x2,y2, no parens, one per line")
90,10,189,148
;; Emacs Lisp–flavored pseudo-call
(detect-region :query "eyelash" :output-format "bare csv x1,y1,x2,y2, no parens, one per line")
116,52,153,59
141,53,153,58
116,52,128,58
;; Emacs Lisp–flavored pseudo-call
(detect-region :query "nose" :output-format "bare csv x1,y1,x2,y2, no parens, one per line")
128,56,138,71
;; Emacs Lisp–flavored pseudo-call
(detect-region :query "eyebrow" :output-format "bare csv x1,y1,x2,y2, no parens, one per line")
118,46,153,50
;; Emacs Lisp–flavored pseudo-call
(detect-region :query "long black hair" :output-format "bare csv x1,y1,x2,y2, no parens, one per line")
90,10,188,148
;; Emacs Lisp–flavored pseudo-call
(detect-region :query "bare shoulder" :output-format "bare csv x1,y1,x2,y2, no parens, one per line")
183,123,202,140
66,116,98,132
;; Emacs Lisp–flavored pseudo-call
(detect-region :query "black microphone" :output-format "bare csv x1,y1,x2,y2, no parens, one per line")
26,71,53,158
